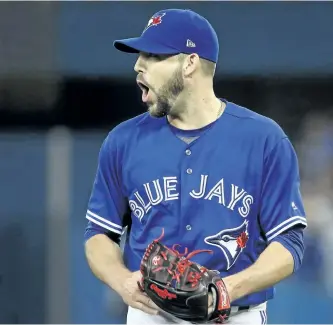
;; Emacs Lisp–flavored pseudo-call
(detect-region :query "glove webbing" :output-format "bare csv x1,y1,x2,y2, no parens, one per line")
138,228,213,290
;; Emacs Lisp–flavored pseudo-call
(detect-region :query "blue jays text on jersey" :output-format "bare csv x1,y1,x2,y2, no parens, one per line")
129,174,254,221
85,100,307,307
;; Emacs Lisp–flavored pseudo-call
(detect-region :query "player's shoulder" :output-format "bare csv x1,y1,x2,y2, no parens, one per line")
104,112,159,146
224,100,287,143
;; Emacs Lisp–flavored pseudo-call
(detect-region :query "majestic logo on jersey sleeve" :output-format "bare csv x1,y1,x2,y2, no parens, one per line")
204,220,249,270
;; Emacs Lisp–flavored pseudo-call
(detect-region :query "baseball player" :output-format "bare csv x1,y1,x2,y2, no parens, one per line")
84,8,307,325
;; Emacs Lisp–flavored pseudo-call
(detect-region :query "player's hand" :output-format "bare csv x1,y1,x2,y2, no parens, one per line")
208,291,215,315
120,270,160,315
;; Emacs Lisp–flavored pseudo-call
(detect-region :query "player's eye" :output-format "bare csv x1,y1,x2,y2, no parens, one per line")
147,53,160,59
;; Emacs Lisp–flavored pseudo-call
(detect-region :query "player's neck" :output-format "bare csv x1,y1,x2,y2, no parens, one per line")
167,89,225,130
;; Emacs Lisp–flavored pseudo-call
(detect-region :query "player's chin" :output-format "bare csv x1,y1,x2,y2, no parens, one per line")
147,103,162,118
148,108,160,118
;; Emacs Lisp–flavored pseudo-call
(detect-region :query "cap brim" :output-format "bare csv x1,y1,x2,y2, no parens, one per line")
113,37,180,55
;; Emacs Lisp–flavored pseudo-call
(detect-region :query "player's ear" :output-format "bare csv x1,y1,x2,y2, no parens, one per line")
182,53,200,77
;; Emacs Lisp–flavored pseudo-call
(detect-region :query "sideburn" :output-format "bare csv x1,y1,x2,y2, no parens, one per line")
156,68,184,116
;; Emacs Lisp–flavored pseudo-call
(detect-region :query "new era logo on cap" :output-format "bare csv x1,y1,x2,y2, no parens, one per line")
186,39,196,48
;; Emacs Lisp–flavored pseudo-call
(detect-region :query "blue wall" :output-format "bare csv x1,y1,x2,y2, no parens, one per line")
0,133,47,323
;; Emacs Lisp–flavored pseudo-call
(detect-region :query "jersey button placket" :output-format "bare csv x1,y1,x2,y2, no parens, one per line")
182,148,193,233
186,144,192,175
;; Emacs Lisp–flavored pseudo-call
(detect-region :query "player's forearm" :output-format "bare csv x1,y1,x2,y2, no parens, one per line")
85,234,132,293
223,241,294,302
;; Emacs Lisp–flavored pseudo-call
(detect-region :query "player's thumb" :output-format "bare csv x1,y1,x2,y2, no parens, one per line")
133,270,145,292
208,289,217,315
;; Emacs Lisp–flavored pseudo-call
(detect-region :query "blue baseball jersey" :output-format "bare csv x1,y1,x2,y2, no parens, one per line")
85,100,307,306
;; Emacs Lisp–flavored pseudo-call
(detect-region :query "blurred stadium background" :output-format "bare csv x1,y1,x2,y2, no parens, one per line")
0,1,332,324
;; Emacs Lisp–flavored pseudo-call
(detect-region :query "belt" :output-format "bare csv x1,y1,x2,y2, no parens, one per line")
231,302,267,314
231,305,250,313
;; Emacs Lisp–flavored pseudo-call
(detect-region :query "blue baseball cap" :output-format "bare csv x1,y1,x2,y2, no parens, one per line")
113,9,219,63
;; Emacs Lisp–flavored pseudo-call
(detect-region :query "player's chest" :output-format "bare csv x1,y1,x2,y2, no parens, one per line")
121,137,262,219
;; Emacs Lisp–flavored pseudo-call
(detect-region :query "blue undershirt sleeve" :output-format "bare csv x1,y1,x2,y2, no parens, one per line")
270,225,305,272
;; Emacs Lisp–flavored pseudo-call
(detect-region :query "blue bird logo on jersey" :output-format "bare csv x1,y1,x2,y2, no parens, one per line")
204,220,249,270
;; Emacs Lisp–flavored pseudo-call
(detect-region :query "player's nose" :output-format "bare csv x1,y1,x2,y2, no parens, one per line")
134,53,146,73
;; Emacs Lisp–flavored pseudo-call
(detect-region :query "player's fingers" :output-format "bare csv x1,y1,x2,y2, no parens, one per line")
136,294,160,310
208,292,214,307
208,290,216,314
208,305,214,315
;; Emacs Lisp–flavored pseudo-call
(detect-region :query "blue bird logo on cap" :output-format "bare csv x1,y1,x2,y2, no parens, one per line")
143,13,166,32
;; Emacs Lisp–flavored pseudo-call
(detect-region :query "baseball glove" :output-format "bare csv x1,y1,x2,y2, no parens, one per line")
138,229,231,323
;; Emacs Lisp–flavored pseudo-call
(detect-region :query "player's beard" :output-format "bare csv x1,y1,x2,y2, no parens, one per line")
147,67,184,118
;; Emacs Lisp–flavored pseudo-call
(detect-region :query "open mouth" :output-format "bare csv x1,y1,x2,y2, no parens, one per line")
137,81,150,103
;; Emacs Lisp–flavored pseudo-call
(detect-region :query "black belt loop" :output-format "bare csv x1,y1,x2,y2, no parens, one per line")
238,306,250,311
